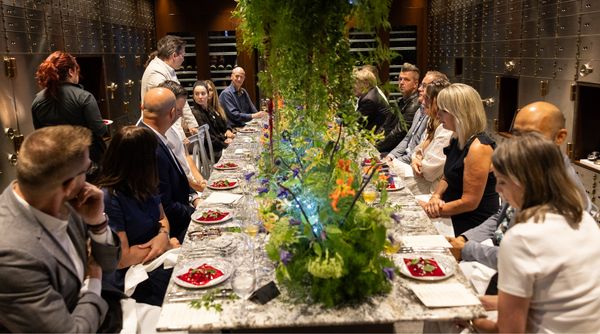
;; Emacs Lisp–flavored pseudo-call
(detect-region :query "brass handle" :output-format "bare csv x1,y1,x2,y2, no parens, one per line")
124,79,134,96
106,82,118,100
579,62,593,77
4,127,16,140
504,60,516,72
482,97,495,107
7,153,17,166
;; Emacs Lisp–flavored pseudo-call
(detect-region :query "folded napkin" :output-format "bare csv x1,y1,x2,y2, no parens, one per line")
401,235,452,248
124,248,180,297
234,148,248,155
203,192,243,205
391,159,414,178
410,282,481,307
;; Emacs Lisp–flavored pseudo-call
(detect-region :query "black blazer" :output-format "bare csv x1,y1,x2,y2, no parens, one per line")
139,122,194,241
357,87,397,135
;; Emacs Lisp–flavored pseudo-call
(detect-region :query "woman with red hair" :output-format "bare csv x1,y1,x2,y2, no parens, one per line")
32,51,107,179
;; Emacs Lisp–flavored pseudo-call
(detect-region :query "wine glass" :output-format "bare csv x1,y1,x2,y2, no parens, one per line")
362,185,378,206
231,269,256,315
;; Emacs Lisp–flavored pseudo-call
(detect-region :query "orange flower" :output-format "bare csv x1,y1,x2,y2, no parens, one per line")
329,176,356,211
337,159,351,172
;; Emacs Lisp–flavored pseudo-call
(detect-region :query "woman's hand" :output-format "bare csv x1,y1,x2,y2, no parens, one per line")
411,159,423,177
225,130,235,139
169,238,181,249
225,138,233,145
420,194,445,218
138,231,170,263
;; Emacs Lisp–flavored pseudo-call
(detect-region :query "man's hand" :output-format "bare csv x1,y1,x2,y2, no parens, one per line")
189,127,199,135
190,178,207,192
251,111,267,119
87,255,102,279
138,231,170,263
69,182,105,226
446,236,466,261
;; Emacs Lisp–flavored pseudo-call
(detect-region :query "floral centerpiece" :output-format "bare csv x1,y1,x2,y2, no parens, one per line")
235,0,396,307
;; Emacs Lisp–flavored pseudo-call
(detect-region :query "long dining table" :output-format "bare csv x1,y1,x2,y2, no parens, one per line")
155,120,486,332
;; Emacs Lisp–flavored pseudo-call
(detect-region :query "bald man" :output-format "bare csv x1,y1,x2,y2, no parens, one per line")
449,101,591,273
139,87,199,242
219,66,266,128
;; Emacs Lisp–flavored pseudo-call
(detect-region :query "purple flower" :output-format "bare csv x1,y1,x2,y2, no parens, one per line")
263,123,269,129
295,105,304,111
279,249,292,265
260,178,269,185
390,212,402,224
387,234,395,244
383,267,394,280
277,187,289,199
263,133,269,138
244,171,255,181
257,186,269,194
292,168,300,177
289,218,301,226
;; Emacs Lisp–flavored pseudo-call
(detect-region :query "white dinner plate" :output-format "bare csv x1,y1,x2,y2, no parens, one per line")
191,209,233,224
207,179,239,190
238,128,257,133
395,254,455,281
173,258,233,289
214,162,239,170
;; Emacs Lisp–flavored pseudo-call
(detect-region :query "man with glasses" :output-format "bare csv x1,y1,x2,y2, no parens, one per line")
387,70,449,163
0,125,121,332
141,35,199,139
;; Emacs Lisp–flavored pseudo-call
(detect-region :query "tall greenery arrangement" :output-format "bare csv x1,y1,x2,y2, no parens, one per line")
235,0,395,307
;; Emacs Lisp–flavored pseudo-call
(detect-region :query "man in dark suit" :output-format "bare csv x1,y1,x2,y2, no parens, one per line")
139,87,200,242
0,125,121,332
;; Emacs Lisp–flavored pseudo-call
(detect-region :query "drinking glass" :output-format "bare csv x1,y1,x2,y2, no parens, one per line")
231,269,256,315
362,185,378,206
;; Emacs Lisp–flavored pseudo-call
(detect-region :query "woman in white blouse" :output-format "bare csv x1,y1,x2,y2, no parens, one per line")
409,79,453,194
473,132,600,333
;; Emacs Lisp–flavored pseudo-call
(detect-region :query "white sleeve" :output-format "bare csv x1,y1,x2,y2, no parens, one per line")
420,127,452,182
498,227,539,298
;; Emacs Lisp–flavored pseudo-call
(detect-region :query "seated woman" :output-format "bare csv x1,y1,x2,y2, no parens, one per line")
353,67,398,145
420,83,499,236
473,132,600,333
206,79,235,140
97,126,180,306
409,79,453,195
191,80,232,161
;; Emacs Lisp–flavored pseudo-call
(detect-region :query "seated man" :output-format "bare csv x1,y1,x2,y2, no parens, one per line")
449,101,592,271
139,87,200,242
387,70,449,164
353,67,398,137
0,125,121,332
219,66,266,128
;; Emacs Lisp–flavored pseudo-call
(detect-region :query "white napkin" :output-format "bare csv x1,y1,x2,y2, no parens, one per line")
391,159,414,178
412,194,455,236
124,248,180,297
234,148,248,155
410,282,481,307
203,192,243,205
401,235,452,248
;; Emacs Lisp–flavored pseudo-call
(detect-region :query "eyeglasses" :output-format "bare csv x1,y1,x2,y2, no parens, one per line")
63,162,95,185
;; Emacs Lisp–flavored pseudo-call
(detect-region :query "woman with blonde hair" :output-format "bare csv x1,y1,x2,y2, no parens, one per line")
420,83,499,236
205,79,234,139
472,132,600,333
409,79,453,194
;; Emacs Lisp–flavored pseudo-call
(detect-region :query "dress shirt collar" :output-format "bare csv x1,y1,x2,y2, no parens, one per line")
12,186,70,235
142,121,170,147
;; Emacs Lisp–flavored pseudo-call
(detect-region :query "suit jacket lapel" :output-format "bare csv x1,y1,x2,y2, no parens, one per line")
4,185,80,280
139,122,187,177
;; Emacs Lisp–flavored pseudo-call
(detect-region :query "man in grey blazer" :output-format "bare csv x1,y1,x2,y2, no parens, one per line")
0,125,121,332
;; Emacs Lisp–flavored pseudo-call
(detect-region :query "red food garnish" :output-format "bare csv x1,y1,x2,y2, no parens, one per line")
198,209,229,222
177,263,224,286
217,162,237,168
403,257,445,277
387,184,396,189
211,180,236,188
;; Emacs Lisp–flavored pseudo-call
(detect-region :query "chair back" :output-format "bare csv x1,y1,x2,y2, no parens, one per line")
189,124,214,178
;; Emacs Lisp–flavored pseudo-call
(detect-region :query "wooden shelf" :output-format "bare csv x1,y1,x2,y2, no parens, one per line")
575,160,600,173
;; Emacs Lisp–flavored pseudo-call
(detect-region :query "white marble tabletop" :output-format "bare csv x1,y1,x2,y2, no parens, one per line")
155,123,486,332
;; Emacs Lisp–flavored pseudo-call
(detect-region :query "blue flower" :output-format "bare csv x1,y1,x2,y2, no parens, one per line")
257,186,269,194
263,132,269,138
260,178,269,185
295,105,304,111
383,267,394,280
244,171,255,181
390,212,402,224
279,249,292,265
263,123,269,129
292,168,300,178
289,218,301,226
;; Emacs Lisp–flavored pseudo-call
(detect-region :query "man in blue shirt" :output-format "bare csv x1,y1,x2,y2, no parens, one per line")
219,66,266,127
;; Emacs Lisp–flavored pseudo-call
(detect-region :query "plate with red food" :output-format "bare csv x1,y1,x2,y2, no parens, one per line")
396,255,455,281
192,209,233,224
208,179,238,190
214,162,239,170
386,177,405,192
174,259,233,289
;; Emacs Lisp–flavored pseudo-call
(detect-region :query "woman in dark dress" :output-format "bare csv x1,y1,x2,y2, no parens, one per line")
32,51,107,179
191,80,232,161
420,83,499,236
97,126,180,306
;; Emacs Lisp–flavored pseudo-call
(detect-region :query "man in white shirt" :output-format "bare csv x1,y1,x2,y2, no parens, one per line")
0,125,121,332
141,35,199,138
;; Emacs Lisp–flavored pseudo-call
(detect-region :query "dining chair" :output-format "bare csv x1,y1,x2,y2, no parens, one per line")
189,124,215,179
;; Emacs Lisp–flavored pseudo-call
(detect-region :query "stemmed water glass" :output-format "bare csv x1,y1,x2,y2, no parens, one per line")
231,268,256,316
